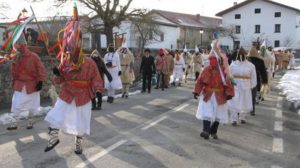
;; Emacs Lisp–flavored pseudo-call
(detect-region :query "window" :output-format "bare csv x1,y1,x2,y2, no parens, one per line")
235,25,241,34
255,8,261,14
255,25,260,33
234,41,240,49
275,24,281,33
274,40,280,47
235,14,241,19
275,12,281,17
160,33,164,42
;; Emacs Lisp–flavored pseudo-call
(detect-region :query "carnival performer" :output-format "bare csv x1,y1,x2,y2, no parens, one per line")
182,47,192,83
0,15,46,130
117,46,135,98
91,50,112,110
229,47,257,125
165,49,174,88
289,50,296,69
191,46,203,80
260,47,276,101
104,44,122,103
172,49,185,86
155,48,168,90
247,42,267,115
44,3,104,154
140,48,156,93
193,41,233,140
8,35,46,130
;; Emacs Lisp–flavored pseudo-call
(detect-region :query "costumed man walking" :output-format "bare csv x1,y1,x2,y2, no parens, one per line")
140,48,156,93
247,42,268,115
44,3,104,154
260,46,276,101
229,47,257,126
182,47,192,83
165,50,175,88
118,45,135,98
155,48,168,90
193,40,233,140
289,50,296,70
90,50,112,110
104,44,122,103
191,46,203,80
172,49,185,86
7,34,46,130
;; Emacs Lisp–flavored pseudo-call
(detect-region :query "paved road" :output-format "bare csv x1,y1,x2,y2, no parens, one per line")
0,76,299,168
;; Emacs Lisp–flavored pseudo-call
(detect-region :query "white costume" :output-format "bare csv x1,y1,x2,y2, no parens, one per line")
12,86,40,118
173,55,185,81
104,52,122,97
229,60,257,122
289,51,296,69
45,98,91,135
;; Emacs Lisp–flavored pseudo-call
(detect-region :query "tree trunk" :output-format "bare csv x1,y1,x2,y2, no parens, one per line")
104,25,114,47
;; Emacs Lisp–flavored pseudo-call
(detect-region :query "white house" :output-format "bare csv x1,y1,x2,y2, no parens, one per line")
216,0,300,50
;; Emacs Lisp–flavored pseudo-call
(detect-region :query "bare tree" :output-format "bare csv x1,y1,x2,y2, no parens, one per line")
283,37,294,47
219,25,238,44
31,0,145,46
132,13,161,56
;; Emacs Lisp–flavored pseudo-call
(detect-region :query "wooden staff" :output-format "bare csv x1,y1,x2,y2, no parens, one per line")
30,6,51,58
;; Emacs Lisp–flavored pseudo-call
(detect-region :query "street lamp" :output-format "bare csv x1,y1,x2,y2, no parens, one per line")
199,29,204,47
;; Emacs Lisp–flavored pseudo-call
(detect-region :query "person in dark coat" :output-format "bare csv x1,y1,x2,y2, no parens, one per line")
140,48,156,93
247,42,268,115
91,50,112,110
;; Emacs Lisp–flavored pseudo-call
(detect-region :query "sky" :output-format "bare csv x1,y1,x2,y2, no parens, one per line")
1,0,300,20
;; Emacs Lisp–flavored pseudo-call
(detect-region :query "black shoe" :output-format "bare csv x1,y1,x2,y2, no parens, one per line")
44,139,60,152
232,121,237,126
200,132,210,140
110,97,114,103
121,93,125,98
74,136,83,155
7,123,18,130
125,95,128,99
171,82,176,86
250,112,255,116
241,120,246,124
26,122,34,130
211,134,218,139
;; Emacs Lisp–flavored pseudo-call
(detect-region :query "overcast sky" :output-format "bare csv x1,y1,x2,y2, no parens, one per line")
1,0,300,19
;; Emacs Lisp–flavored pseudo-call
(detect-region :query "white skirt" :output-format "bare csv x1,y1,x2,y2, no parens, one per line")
228,86,253,113
105,67,122,90
11,86,40,117
196,94,228,123
45,98,92,136
173,65,184,80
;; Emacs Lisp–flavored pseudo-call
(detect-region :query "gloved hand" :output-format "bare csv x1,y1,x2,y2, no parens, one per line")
193,92,199,100
53,67,60,76
35,81,43,91
183,68,185,72
96,91,102,98
118,71,122,76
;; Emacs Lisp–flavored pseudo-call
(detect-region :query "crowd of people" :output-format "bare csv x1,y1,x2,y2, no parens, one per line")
3,3,297,155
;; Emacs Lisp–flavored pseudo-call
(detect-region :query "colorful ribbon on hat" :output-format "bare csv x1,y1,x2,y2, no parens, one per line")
0,16,34,64
51,0,84,73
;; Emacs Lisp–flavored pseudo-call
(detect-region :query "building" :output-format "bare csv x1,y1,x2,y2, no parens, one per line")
87,9,221,51
216,0,300,50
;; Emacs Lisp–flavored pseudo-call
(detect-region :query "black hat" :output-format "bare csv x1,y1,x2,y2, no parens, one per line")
144,48,151,53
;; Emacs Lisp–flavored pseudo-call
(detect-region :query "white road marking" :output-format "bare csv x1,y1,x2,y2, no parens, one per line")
272,138,283,153
19,135,34,143
75,139,127,168
142,116,168,130
275,109,282,118
173,104,189,112
141,103,189,130
274,121,283,131
271,165,283,168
